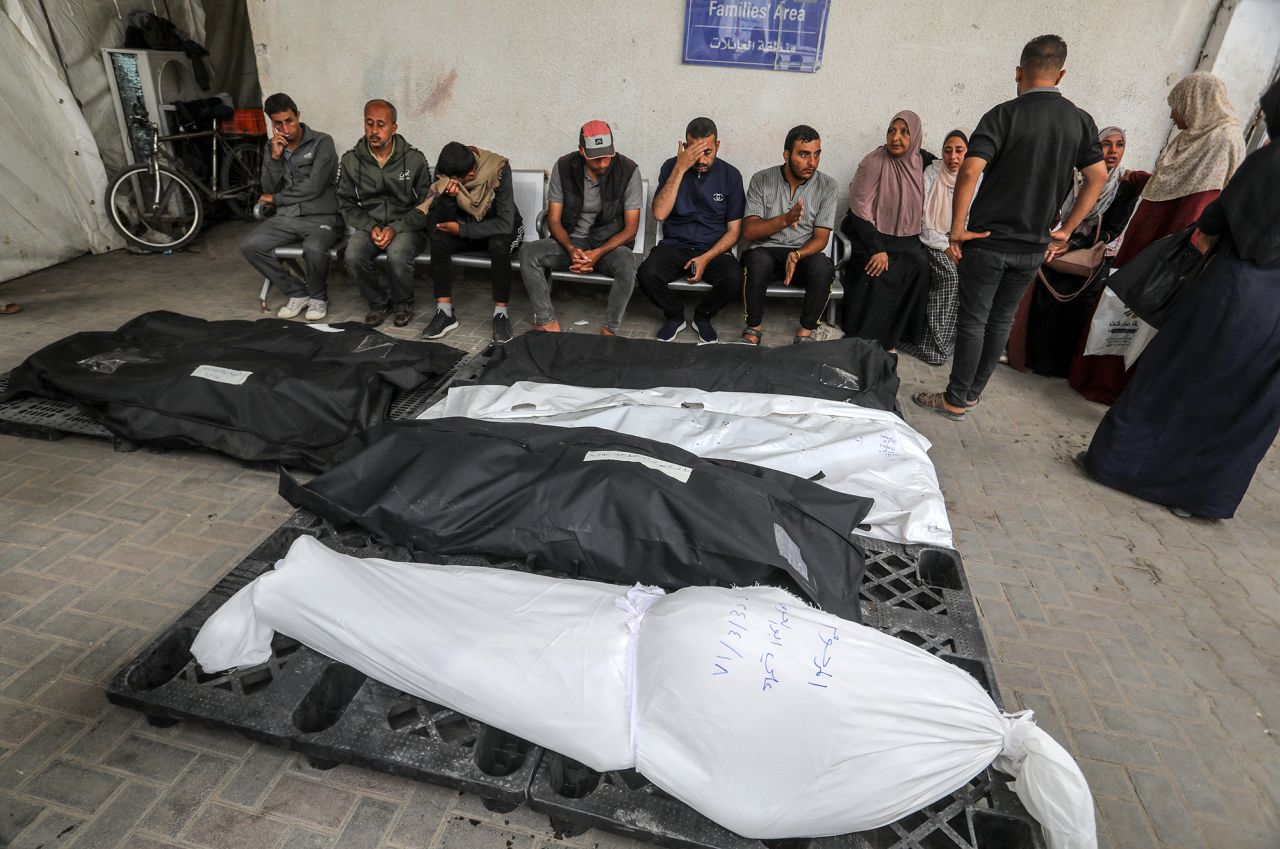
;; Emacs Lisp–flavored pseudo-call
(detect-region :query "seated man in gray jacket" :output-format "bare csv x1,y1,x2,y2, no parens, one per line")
336,99,433,328
518,121,642,336
239,92,341,321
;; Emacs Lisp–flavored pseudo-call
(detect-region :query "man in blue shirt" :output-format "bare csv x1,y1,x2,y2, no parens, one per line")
637,117,745,342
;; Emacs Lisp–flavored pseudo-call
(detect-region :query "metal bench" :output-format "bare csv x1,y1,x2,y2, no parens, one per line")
659,220,851,326
258,168,547,309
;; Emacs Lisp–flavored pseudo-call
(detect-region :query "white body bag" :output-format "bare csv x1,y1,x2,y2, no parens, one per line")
193,537,1094,848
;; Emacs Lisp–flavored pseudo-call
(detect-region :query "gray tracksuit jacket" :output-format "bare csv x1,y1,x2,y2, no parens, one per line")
258,124,339,216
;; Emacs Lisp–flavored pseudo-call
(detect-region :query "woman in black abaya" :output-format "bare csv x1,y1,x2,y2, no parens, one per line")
1079,80,1280,519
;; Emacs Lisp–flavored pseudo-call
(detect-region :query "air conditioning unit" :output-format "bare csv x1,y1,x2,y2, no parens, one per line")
102,48,204,165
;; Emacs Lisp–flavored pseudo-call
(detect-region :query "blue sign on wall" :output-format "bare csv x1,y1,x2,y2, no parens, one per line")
682,0,832,73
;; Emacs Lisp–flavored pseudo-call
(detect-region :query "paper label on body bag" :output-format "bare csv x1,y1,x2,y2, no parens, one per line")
773,524,812,586
583,450,692,483
191,365,252,385
306,323,344,333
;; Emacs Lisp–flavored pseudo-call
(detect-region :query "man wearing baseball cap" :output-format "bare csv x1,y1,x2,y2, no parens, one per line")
518,120,643,335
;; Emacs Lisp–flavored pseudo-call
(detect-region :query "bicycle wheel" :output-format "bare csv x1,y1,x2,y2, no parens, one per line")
105,164,204,252
220,140,264,221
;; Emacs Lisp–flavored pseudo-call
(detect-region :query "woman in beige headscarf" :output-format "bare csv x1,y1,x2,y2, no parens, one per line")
1070,71,1244,404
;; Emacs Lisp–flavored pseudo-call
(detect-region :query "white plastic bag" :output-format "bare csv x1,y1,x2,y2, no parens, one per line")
419,382,952,548
191,535,659,771
192,537,1095,848
1083,287,1138,357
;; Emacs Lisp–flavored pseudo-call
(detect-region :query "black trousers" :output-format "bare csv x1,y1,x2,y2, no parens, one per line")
429,228,522,302
742,246,835,330
636,243,740,320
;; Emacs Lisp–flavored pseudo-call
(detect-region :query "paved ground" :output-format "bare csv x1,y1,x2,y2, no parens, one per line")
0,219,1276,849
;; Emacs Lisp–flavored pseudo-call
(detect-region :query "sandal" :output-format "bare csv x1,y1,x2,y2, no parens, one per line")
793,331,816,343
1,303,20,315
739,326,764,346
911,391,966,421
965,396,981,409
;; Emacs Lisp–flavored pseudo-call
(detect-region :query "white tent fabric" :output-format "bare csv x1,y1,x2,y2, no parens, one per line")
193,536,1097,848
419,382,953,548
13,0,205,176
1,2,121,282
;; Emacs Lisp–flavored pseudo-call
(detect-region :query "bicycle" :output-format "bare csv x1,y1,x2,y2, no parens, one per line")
105,109,264,252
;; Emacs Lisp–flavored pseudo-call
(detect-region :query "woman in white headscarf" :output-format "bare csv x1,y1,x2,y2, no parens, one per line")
899,129,969,365
1007,127,1140,376
1070,72,1244,404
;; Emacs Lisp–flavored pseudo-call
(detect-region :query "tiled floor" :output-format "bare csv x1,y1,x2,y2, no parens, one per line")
0,219,1277,849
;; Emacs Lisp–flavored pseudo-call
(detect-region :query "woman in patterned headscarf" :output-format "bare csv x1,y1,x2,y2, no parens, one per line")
838,110,932,351
1078,77,1280,520
1070,72,1245,404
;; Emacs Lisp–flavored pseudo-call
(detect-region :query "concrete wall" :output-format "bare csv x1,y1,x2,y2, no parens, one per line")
1200,0,1280,128
248,0,1231,225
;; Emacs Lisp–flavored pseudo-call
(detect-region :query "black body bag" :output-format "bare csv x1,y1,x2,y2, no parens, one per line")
3,311,464,471
479,332,901,412
1105,227,1209,328
279,418,874,621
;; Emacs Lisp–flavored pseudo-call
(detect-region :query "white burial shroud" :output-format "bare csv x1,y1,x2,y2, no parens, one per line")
417,382,952,548
192,536,1095,848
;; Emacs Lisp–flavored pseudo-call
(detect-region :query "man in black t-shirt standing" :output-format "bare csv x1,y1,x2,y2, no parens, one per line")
914,35,1107,420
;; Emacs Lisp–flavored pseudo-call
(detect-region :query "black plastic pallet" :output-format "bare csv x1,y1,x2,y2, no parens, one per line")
106,550,539,811
107,507,1038,849
529,753,1043,849
0,346,479,449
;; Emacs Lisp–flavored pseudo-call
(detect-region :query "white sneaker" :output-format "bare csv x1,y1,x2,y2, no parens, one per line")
305,299,328,321
277,296,309,319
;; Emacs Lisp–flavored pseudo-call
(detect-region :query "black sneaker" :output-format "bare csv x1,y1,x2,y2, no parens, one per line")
492,313,512,344
656,318,686,342
422,309,459,340
693,316,718,343
364,308,388,328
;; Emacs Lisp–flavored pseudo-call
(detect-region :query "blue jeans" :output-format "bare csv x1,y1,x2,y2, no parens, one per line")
945,246,1043,407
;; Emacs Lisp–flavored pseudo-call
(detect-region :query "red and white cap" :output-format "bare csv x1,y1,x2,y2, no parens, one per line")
578,120,615,159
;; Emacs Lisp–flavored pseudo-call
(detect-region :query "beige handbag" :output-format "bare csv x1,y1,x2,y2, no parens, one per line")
1038,215,1107,302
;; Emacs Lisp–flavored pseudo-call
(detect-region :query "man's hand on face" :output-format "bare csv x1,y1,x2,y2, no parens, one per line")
675,140,707,174
270,132,288,161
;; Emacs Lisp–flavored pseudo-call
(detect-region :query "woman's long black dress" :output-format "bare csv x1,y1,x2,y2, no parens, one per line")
1083,160,1280,518
838,211,929,349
